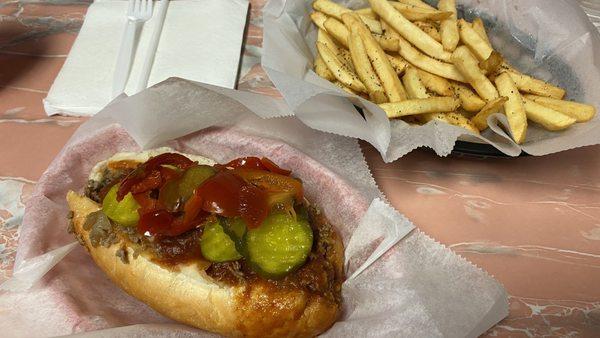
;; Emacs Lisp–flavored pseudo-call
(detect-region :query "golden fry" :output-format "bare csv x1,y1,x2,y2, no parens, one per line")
507,70,566,99
373,34,399,52
317,29,354,70
402,68,474,131
414,21,441,42
458,19,493,61
310,11,328,31
431,112,479,133
453,83,486,112
418,69,454,96
323,17,350,48
313,0,349,20
317,28,340,54
349,27,388,103
379,97,460,118
471,96,508,131
523,94,596,122
452,46,499,101
495,72,527,144
325,16,397,52
389,3,453,21
377,20,401,52
479,51,503,76
523,98,576,131
354,7,377,19
357,23,407,102
315,54,335,81
369,0,451,61
396,0,436,11
313,0,382,34
472,18,491,47
381,19,400,39
397,36,466,82
402,67,429,99
387,54,409,74
438,0,459,51
317,41,366,92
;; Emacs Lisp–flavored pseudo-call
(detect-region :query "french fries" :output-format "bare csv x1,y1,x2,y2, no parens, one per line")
324,16,398,52
387,54,409,75
323,17,350,48
357,23,407,102
317,27,341,54
453,83,486,112
479,51,504,76
313,0,382,34
524,95,596,122
314,55,335,81
471,97,508,131
354,7,377,19
348,24,388,103
310,11,328,31
403,67,429,99
379,97,460,118
458,19,493,61
369,0,452,61
390,3,453,21
317,42,366,93
495,72,527,144
507,70,566,99
396,0,436,11
438,0,459,52
452,46,499,101
418,69,454,96
414,21,441,42
523,98,576,131
472,18,491,47
397,36,466,82
309,1,595,142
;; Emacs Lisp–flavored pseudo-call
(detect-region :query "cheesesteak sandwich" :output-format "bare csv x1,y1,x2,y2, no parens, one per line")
66,149,344,337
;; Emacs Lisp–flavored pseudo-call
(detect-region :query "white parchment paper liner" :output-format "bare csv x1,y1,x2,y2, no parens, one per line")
0,79,507,337
261,0,600,160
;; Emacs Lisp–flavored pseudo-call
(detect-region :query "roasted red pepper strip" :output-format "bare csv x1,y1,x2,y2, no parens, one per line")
117,153,195,200
195,171,269,228
220,157,292,176
232,168,303,201
260,157,292,176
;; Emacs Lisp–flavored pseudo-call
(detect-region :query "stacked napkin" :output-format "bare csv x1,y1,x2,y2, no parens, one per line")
44,0,249,116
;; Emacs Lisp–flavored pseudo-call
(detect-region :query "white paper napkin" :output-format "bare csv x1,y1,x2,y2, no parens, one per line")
43,0,249,116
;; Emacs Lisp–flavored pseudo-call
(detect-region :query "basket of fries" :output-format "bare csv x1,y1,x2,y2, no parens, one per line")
262,0,600,160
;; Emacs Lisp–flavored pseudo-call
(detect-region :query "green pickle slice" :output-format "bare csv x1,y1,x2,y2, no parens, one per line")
244,211,313,278
178,165,216,199
159,165,216,211
200,219,243,262
221,217,247,247
102,184,140,226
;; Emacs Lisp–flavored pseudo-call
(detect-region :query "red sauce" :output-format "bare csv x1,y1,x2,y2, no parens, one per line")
114,153,303,236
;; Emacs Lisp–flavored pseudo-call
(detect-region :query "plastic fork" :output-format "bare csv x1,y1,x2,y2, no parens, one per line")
112,0,154,98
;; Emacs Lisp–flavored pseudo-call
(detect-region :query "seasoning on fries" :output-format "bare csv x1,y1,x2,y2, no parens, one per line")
310,0,596,143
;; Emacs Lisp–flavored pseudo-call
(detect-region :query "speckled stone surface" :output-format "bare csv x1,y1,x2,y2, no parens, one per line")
0,0,598,336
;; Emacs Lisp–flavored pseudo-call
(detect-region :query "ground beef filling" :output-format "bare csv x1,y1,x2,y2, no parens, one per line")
83,169,343,304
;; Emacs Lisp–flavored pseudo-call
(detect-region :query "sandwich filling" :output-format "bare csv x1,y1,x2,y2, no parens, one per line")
76,151,343,306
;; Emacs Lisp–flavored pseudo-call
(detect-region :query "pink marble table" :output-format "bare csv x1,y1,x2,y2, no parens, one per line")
0,0,598,336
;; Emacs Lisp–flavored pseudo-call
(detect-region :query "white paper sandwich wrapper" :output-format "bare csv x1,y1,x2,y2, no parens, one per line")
44,0,249,116
262,0,600,160
1,79,507,337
